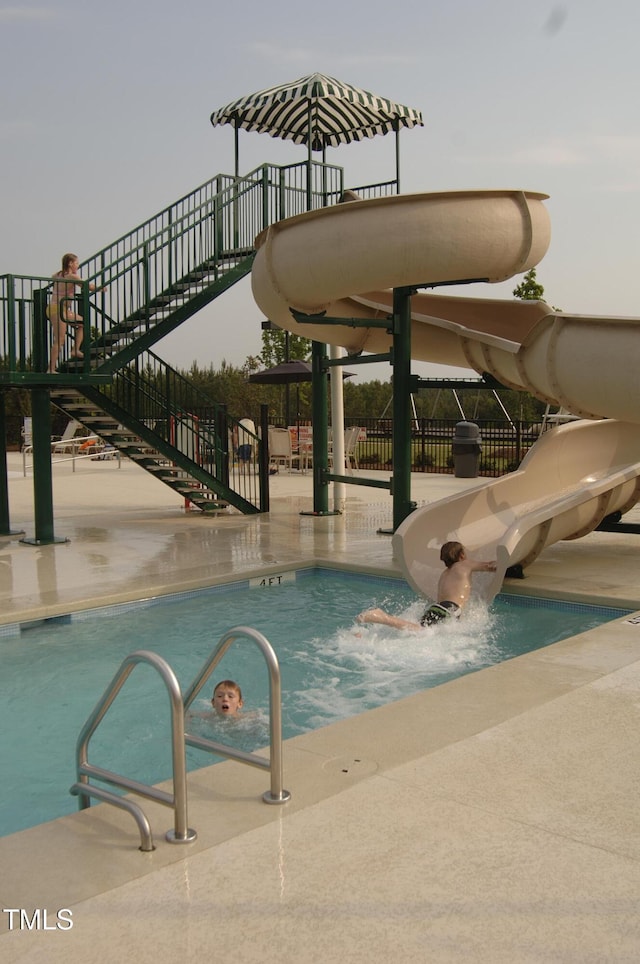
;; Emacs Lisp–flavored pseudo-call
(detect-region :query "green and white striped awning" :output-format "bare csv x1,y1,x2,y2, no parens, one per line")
210,73,423,151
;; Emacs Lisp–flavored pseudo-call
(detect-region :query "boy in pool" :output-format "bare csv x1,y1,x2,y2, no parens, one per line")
211,679,244,717
357,541,497,630
186,679,259,730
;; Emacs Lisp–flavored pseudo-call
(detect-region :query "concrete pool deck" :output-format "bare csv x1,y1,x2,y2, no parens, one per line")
2,451,640,961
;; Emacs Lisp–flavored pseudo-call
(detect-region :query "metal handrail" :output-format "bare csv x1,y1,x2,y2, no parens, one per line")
72,649,197,848
22,436,120,476
183,626,291,805
69,783,154,852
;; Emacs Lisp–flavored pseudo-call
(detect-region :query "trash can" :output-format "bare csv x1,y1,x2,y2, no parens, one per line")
452,421,482,478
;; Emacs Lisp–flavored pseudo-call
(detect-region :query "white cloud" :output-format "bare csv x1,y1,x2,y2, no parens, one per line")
511,144,587,166
600,180,640,194
0,6,55,22
591,134,640,162
244,41,417,68
457,134,640,173
456,141,587,168
0,120,36,140
244,42,315,64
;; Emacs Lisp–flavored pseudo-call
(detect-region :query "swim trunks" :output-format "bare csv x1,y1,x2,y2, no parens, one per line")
420,600,461,627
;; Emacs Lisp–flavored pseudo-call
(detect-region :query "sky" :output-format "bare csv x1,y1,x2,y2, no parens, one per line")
1,0,639,383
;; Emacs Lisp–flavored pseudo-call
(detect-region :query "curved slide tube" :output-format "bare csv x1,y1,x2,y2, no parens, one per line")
252,190,640,424
392,420,640,602
251,190,640,595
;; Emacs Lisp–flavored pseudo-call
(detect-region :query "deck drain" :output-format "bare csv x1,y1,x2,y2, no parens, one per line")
322,756,378,777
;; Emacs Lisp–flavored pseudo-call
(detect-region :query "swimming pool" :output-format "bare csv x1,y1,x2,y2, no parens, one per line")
0,567,630,837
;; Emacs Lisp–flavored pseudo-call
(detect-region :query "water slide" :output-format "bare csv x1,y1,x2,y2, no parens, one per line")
251,190,640,600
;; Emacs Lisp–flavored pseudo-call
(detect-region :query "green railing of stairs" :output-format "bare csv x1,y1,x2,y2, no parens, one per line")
80,160,348,371
50,349,264,513
1,159,396,512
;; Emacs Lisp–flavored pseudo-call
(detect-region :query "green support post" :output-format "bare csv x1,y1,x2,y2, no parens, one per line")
0,391,24,537
21,388,68,546
305,340,339,516
33,288,48,373
391,286,417,531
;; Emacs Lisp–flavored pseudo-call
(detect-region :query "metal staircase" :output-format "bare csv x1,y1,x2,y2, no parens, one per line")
1,158,393,513
50,349,264,514
74,162,345,374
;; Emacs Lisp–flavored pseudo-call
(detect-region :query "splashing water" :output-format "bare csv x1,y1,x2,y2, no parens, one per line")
289,596,500,731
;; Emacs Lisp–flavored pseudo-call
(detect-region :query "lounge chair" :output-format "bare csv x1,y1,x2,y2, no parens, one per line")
51,419,84,454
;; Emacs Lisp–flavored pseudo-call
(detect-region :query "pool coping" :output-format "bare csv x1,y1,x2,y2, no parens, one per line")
1,554,638,633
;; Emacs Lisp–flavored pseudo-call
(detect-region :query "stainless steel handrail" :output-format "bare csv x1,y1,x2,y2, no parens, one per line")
183,626,291,805
69,782,155,852
72,649,197,847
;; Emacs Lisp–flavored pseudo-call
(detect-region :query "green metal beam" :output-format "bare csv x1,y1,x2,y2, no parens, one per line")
414,373,510,391
291,308,393,331
306,340,339,516
391,287,416,532
326,472,391,490
0,373,111,387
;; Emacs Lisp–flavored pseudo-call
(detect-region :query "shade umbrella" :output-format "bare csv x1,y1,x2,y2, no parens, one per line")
210,72,423,183
249,359,354,427
249,360,316,385
249,360,314,427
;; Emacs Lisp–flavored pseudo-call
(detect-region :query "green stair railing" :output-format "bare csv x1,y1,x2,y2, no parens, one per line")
0,274,99,381
82,160,347,368
0,160,349,380
1,158,398,513
83,349,264,512
1,159,400,381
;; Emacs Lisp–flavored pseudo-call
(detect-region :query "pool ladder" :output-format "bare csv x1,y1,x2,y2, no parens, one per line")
69,626,291,852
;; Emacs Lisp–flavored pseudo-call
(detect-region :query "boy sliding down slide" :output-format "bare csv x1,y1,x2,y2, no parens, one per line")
357,541,497,631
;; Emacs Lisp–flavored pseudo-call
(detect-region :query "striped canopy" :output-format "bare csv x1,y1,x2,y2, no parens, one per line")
210,73,423,152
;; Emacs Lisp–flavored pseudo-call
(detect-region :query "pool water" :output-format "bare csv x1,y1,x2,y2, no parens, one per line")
0,568,629,837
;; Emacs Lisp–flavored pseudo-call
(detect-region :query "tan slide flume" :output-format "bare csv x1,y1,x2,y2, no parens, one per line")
392,420,640,603
251,189,640,598
252,188,551,352
252,190,640,423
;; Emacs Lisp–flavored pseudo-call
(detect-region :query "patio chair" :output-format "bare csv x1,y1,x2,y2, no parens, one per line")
23,418,83,457
328,425,362,474
344,425,362,471
268,427,299,473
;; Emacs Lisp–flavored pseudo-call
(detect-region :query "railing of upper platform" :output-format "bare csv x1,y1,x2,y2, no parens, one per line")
0,161,398,380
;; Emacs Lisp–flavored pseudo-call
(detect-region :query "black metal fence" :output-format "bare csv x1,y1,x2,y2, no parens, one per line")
345,417,539,477
7,411,542,476
269,416,541,477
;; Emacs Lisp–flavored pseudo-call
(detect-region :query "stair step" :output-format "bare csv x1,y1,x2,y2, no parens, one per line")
127,307,161,322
